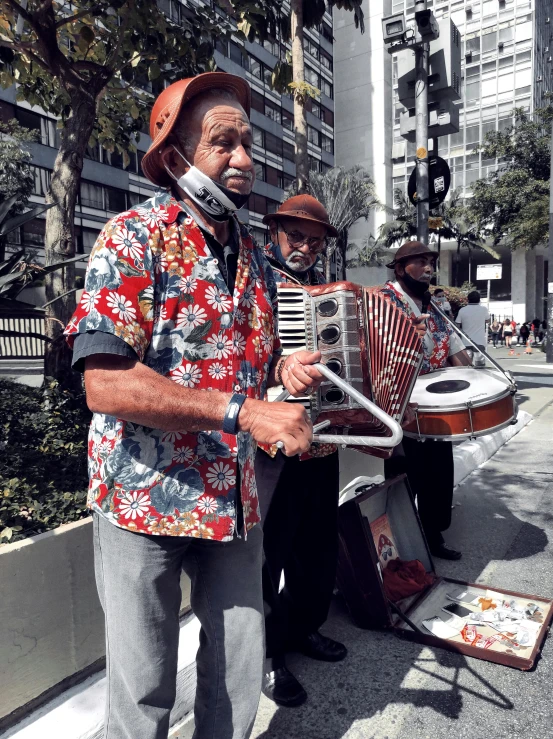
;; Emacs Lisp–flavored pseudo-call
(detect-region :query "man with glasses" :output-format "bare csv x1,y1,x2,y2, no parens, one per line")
255,195,347,709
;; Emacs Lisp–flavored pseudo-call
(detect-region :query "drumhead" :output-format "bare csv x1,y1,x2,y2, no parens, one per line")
410,367,512,411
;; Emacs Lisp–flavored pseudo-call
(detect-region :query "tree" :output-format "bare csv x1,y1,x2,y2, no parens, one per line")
434,190,499,287
288,165,378,280
273,1,364,193
0,0,279,386
346,235,386,270
0,119,37,261
470,106,553,249
378,188,417,248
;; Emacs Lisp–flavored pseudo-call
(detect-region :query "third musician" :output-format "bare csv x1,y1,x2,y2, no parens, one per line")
381,241,472,560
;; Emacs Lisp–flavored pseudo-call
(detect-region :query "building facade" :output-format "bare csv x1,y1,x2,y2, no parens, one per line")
0,1,335,268
334,0,552,320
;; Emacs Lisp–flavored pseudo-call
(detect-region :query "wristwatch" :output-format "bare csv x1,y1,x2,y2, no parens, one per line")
223,393,247,435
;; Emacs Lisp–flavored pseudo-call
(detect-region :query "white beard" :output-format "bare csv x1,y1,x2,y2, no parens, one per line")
285,255,313,273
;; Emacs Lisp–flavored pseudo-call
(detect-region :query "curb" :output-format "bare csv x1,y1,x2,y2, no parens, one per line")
453,410,533,488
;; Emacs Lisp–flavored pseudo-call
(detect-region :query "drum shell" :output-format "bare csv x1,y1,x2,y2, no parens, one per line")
403,393,517,441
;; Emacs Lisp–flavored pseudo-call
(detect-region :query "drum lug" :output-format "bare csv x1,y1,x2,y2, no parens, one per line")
414,408,424,442
467,400,475,439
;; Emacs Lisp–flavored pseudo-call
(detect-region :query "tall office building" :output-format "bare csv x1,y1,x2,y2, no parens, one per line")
0,1,335,264
334,0,552,320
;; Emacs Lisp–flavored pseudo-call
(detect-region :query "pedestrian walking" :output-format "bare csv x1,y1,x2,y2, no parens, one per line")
519,322,530,347
456,290,489,354
503,318,514,349
490,318,502,348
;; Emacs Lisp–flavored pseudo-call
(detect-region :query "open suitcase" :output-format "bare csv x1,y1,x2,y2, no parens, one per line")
337,474,553,670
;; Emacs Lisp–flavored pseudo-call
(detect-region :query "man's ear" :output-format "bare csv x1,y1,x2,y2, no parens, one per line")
268,220,278,241
395,263,405,278
160,143,187,177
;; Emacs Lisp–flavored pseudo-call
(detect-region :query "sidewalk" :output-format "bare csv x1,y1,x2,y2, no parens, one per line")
248,401,553,739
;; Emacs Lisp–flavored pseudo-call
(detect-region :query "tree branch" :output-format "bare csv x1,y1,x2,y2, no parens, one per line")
4,0,34,26
105,3,131,69
0,38,52,73
55,7,101,29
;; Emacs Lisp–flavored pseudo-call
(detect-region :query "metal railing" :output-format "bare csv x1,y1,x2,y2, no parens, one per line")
0,314,47,359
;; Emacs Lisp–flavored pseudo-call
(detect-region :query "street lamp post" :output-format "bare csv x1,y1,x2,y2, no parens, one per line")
546,120,553,363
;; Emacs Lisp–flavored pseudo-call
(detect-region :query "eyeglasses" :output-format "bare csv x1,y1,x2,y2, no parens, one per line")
278,224,327,253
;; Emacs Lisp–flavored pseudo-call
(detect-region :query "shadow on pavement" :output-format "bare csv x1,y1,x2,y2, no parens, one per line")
254,436,550,739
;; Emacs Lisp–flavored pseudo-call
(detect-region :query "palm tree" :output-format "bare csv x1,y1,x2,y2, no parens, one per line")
437,190,500,287
378,188,417,248
299,165,378,280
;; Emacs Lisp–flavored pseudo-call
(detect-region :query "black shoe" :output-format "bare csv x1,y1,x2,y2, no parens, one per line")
262,667,307,708
295,631,348,662
430,543,462,560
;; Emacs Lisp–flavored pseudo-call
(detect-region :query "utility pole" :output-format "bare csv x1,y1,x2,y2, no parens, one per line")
415,0,429,245
546,120,553,363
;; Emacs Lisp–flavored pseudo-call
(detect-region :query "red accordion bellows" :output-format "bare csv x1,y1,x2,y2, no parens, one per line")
272,282,423,458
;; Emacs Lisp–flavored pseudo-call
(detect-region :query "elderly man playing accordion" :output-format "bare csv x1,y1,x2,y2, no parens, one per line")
255,195,347,709
380,241,472,561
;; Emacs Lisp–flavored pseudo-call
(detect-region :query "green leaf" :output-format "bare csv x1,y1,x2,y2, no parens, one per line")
80,26,95,44
130,104,140,120
148,62,161,81
1,527,13,541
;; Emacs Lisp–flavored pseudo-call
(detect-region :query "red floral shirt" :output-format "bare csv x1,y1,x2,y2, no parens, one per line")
65,193,280,541
379,281,463,375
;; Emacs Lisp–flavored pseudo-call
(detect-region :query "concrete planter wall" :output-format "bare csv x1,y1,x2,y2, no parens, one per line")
0,517,191,730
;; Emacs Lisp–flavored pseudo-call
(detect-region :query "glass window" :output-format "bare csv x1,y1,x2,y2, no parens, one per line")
499,26,513,42
106,187,127,213
305,66,318,86
282,110,294,131
515,68,531,88
251,90,265,114
322,106,334,126
80,181,104,209
266,165,279,187
481,31,497,53
307,126,321,146
466,80,481,100
498,72,514,93
482,60,497,73
250,58,262,79
482,78,497,96
252,126,264,147
322,134,334,154
265,101,281,124
466,36,481,53
321,52,332,71
254,161,266,182
516,50,531,62
230,43,247,68
265,132,283,157
499,55,514,68
215,38,228,57
515,22,532,42
482,121,496,137
309,156,321,173
321,79,333,98
283,140,295,161
263,66,272,87
466,125,480,145
466,64,480,77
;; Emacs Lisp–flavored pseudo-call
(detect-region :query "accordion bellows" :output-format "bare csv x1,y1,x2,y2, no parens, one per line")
271,281,424,457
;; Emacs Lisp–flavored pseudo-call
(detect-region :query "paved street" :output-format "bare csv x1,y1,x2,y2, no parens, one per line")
250,347,553,739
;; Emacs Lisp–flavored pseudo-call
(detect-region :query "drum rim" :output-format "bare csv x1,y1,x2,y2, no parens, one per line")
403,413,517,441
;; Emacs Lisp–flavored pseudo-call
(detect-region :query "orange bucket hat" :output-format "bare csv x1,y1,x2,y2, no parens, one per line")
141,72,251,188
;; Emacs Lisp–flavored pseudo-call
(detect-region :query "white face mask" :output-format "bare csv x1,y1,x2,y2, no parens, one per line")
164,146,250,222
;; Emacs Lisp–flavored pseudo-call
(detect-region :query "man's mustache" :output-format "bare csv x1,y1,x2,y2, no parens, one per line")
220,168,253,182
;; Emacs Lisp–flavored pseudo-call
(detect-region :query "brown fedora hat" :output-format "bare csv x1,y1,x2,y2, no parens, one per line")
262,194,338,238
141,72,251,188
386,240,438,269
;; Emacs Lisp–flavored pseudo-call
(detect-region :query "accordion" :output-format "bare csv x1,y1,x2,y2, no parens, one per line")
268,281,424,457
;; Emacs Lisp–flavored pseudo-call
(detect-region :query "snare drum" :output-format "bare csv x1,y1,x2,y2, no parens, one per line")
403,366,517,441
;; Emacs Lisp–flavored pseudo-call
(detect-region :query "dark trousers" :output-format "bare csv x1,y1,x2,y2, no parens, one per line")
255,450,340,669
385,437,453,547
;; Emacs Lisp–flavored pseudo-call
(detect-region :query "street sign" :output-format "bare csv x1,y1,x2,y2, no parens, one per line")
408,155,451,207
477,264,503,280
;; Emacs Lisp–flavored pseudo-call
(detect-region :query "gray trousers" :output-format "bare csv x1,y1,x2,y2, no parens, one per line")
93,513,264,739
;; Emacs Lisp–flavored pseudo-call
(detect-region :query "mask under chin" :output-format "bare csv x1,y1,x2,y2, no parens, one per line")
402,271,430,298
